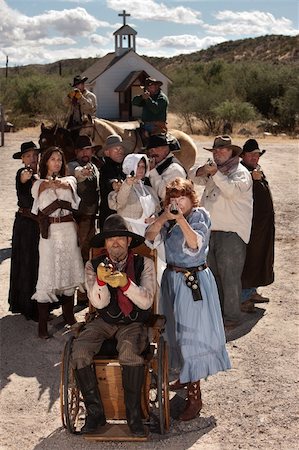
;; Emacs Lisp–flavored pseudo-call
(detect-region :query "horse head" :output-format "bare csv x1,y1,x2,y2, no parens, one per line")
39,123,75,163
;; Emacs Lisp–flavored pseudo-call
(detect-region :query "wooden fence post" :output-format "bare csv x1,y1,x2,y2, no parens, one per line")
0,104,5,147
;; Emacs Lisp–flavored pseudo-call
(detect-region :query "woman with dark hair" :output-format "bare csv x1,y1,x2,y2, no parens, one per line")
31,147,84,339
145,178,231,421
8,141,40,321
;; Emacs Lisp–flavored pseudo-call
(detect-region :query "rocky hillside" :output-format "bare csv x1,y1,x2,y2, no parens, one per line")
1,34,298,78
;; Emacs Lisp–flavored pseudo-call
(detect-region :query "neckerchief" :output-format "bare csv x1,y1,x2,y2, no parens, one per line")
217,155,239,175
116,250,135,316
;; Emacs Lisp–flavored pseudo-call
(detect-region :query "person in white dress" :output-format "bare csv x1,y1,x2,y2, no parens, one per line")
31,147,85,338
108,154,160,236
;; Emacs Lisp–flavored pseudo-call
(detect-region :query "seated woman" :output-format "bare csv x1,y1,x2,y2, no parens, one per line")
108,154,160,236
31,146,85,339
145,178,231,421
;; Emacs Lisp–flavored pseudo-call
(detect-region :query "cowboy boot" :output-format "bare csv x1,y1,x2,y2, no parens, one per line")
38,303,50,339
169,378,188,391
61,294,76,326
74,365,106,433
122,365,146,437
179,380,202,421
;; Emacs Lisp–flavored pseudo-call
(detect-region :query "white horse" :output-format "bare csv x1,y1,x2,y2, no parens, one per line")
80,118,197,170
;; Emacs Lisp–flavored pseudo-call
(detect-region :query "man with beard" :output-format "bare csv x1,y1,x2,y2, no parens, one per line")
68,135,100,302
190,135,253,329
71,214,156,436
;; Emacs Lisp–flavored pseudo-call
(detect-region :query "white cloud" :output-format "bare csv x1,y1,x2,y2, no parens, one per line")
107,0,202,24
205,10,299,36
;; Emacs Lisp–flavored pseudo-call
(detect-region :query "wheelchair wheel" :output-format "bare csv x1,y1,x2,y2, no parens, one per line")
60,336,81,433
157,335,170,434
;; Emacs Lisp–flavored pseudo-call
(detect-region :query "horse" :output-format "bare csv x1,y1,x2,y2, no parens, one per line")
39,123,76,163
80,118,197,170
39,119,198,170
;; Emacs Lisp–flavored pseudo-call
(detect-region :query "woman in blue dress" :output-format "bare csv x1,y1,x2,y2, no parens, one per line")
145,178,231,421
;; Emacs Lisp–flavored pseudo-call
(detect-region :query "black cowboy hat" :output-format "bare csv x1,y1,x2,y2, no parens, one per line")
13,141,39,159
90,214,145,249
71,75,88,87
146,133,181,152
75,135,97,150
242,139,266,156
203,135,242,157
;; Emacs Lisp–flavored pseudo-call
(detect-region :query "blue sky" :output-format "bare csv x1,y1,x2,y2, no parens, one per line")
1,0,298,67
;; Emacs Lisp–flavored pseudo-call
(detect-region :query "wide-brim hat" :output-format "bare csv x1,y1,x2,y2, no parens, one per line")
146,134,169,150
242,138,266,156
75,135,97,150
141,77,163,88
71,75,88,87
203,135,242,157
103,134,126,151
90,214,145,249
13,141,39,159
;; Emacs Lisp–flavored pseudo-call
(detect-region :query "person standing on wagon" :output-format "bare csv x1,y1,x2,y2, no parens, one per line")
8,141,40,321
31,147,85,339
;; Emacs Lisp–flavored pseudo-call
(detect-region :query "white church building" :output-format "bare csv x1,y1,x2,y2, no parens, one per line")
81,10,171,120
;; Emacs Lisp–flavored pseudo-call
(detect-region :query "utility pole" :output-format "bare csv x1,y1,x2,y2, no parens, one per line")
5,55,8,78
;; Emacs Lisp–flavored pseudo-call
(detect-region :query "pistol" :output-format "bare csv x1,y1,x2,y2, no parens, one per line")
170,201,179,215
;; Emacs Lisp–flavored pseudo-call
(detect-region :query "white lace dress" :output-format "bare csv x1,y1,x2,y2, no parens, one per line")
31,176,85,303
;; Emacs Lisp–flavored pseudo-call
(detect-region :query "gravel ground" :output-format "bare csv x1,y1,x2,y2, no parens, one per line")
0,126,298,450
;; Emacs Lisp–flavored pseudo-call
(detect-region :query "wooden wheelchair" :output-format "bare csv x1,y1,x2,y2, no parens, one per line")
60,243,170,441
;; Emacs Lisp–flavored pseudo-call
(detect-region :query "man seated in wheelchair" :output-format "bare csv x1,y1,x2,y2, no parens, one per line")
71,214,156,436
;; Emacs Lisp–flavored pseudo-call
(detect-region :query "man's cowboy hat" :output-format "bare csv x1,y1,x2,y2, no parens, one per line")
146,134,181,152
90,214,145,249
13,141,39,159
103,134,126,151
204,135,242,157
71,75,88,87
141,77,163,88
75,135,97,150
242,139,266,156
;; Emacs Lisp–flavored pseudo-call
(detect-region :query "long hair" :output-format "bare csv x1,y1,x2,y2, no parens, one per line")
164,178,199,208
39,146,66,179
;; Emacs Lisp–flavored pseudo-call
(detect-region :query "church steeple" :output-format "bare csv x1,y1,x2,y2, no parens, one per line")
113,10,137,56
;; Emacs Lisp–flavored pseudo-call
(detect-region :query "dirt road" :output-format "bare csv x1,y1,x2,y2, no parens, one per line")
0,127,298,450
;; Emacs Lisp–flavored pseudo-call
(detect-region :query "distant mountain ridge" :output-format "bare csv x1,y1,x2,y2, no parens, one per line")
1,34,298,77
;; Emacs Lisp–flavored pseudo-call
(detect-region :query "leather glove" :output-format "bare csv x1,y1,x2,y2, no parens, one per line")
105,272,128,289
97,263,113,284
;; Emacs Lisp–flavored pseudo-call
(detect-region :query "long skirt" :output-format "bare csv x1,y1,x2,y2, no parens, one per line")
160,267,231,383
8,213,39,320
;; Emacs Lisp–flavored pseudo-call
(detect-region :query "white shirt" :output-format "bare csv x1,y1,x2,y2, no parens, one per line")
190,162,253,243
148,153,187,201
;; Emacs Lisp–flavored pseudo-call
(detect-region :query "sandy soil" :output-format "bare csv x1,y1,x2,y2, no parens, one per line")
0,126,298,450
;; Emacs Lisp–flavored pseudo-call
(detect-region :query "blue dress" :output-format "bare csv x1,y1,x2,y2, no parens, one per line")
159,207,231,383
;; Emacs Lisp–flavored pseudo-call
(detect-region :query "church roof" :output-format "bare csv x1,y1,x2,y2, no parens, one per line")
113,25,137,36
81,52,128,84
114,70,149,92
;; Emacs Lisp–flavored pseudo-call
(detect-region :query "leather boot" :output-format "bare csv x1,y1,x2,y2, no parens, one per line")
122,365,146,437
179,380,202,421
38,303,50,339
61,295,76,326
74,365,106,433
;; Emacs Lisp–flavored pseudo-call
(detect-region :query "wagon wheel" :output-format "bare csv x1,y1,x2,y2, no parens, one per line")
157,335,170,434
60,336,81,433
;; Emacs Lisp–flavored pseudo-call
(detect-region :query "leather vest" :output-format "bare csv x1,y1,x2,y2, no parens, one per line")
91,253,151,324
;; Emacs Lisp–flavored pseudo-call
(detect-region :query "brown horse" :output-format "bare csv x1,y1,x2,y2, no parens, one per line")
39,123,76,162
80,118,197,170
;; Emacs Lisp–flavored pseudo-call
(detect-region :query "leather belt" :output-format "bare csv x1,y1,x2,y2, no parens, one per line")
48,214,74,224
166,263,207,273
18,207,38,221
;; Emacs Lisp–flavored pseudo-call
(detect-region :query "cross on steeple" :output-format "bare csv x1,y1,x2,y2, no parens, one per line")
118,10,130,26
